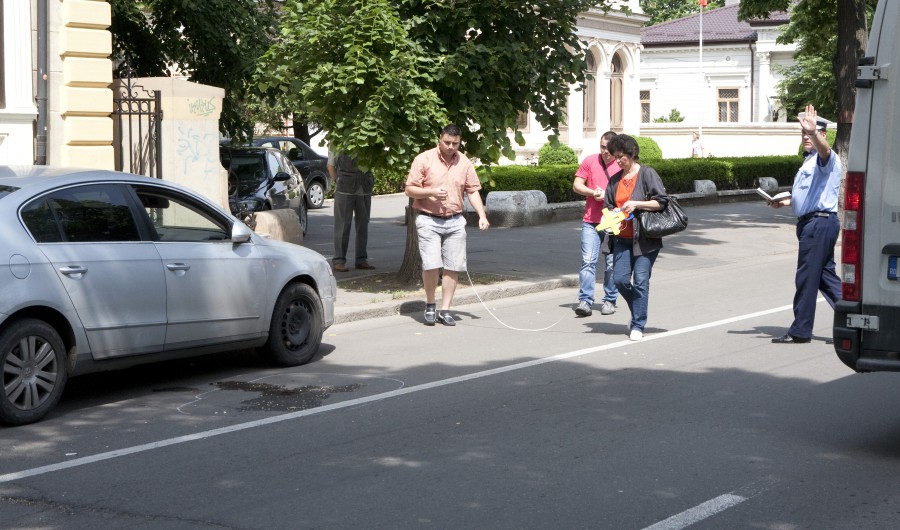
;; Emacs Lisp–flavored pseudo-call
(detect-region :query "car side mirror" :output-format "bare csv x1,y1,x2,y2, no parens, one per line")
273,171,292,182
231,221,253,243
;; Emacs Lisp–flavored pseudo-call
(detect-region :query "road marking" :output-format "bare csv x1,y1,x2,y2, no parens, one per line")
642,478,775,530
0,304,794,484
642,494,747,530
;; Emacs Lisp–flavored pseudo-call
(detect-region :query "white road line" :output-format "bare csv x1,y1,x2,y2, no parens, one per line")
0,303,794,485
641,494,747,530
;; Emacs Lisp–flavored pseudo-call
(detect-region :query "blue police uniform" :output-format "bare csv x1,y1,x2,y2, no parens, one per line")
786,148,842,340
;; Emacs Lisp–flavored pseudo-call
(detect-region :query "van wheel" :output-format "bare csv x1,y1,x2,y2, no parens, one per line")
0,319,68,426
260,283,323,367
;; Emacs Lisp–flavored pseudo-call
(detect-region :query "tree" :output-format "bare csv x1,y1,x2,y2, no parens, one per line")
738,0,871,166
257,0,605,280
109,0,278,138
652,108,686,123
639,0,725,26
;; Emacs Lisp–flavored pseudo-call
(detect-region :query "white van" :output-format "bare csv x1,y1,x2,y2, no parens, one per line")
833,0,900,371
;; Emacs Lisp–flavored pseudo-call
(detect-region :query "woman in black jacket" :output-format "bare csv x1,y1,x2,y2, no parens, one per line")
601,134,669,341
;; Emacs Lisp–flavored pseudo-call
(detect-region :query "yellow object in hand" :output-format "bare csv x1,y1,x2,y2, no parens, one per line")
595,207,630,235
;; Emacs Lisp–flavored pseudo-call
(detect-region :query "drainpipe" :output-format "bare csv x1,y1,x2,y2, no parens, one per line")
749,38,755,122
35,0,49,165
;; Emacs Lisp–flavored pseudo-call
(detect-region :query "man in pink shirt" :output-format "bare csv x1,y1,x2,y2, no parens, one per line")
405,124,490,326
573,131,621,317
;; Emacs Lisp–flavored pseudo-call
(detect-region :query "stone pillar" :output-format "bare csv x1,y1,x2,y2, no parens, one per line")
0,1,38,164
123,78,228,210
57,0,115,169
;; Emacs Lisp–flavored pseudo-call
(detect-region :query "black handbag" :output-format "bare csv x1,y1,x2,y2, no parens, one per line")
639,196,688,238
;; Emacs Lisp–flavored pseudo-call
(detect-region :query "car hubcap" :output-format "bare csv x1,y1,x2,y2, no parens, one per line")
4,336,59,411
309,184,324,206
281,300,311,350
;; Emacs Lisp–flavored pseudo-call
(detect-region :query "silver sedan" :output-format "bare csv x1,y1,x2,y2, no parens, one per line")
0,166,336,425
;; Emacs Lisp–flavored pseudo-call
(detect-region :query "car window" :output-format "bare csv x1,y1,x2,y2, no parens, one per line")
0,185,20,199
21,184,141,243
229,155,267,196
272,151,295,176
266,152,282,177
135,188,230,242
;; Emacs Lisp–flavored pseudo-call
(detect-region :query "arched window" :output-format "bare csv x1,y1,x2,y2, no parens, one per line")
610,53,624,132
583,53,596,132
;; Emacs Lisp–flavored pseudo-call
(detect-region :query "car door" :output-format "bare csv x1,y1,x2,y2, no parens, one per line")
20,183,167,358
133,186,267,349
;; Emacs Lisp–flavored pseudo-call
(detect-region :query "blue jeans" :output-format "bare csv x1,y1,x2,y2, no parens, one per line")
578,222,619,306
612,237,659,332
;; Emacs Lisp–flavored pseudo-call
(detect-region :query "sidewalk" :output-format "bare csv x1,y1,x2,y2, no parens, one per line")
303,192,786,324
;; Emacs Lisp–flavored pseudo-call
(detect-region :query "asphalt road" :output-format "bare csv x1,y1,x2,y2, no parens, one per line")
3,204,900,529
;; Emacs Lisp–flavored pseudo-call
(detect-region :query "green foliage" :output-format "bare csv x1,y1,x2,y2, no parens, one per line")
640,0,726,25
774,54,837,120
371,168,408,196
537,143,579,166
257,0,602,174
652,108,686,123
109,0,278,139
634,136,663,161
477,165,581,203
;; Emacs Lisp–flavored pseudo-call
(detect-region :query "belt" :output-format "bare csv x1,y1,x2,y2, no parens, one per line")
418,210,461,219
798,211,835,222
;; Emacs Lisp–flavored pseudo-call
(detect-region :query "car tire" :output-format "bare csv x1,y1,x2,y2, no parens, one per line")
297,200,308,235
306,179,326,209
260,283,323,367
0,319,68,426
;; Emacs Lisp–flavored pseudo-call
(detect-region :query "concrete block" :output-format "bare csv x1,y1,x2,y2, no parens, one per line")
757,177,780,193
484,190,552,228
251,209,304,246
693,179,717,196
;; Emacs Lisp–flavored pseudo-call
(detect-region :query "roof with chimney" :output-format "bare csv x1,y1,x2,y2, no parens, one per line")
641,4,789,47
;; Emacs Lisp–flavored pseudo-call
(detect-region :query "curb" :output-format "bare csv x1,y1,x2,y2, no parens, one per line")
334,275,579,325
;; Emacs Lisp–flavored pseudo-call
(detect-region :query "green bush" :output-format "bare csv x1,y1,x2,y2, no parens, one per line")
537,143,579,166
372,168,407,195
478,164,580,203
633,136,663,161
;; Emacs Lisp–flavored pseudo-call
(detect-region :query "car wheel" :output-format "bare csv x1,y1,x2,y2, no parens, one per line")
260,283,323,367
0,319,68,426
298,200,308,235
307,180,326,209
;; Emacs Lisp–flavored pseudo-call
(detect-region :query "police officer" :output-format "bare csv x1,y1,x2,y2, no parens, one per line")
769,104,842,344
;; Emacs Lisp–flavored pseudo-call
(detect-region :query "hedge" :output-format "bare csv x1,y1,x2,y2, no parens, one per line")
369,154,803,201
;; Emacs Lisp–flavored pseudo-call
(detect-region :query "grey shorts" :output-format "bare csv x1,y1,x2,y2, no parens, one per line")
415,214,467,271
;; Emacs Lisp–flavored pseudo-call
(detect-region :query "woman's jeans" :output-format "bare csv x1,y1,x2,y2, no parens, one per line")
579,222,618,305
612,237,659,332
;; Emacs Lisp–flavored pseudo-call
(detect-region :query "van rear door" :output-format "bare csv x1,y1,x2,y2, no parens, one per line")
834,0,900,371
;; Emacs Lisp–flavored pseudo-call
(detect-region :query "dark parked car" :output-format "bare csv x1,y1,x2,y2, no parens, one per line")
0,165,335,425
220,146,309,234
249,137,331,209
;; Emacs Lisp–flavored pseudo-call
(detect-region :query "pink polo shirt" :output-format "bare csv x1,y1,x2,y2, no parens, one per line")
406,147,481,216
574,154,621,223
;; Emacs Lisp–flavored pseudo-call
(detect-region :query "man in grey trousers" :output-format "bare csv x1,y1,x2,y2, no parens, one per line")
327,151,376,272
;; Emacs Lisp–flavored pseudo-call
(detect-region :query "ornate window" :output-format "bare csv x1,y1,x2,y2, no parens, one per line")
640,90,651,123
718,88,739,122
610,53,624,132
583,53,596,132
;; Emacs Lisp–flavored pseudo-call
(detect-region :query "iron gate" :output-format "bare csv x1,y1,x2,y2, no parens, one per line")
112,74,162,178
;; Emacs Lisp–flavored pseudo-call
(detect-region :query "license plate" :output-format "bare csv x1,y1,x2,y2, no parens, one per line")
890,256,899,280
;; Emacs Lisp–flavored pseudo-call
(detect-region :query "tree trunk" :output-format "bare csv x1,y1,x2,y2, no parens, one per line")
398,197,423,283
833,0,869,167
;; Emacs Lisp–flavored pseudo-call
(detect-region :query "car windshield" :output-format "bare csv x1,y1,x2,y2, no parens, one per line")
228,156,267,196
0,185,21,199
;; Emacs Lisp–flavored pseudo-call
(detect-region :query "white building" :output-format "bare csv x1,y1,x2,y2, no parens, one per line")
513,1,803,163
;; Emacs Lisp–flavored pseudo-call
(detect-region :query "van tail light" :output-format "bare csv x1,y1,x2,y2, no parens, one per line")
841,171,865,301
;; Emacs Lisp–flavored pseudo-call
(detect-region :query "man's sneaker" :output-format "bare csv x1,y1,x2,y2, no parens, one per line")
424,304,436,326
600,301,616,315
574,300,592,317
629,329,643,341
437,311,456,326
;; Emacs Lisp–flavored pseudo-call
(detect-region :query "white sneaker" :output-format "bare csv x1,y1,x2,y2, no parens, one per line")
629,329,643,341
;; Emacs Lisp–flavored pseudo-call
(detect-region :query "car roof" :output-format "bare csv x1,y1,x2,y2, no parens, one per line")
220,146,278,155
0,165,215,204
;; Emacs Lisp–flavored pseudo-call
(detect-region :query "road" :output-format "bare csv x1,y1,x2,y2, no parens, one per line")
3,203,900,529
